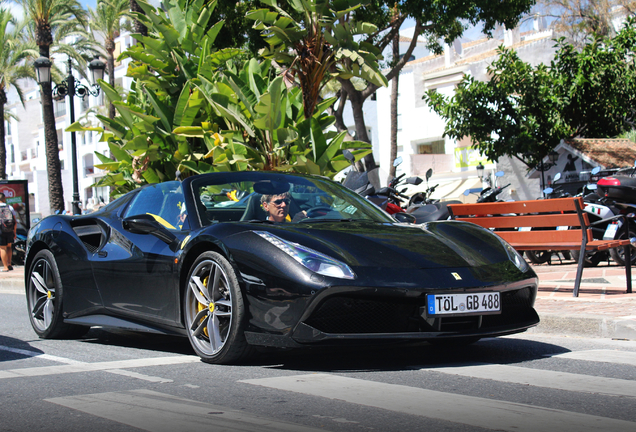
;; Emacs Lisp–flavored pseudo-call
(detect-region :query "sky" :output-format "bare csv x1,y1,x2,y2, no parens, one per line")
80,0,97,9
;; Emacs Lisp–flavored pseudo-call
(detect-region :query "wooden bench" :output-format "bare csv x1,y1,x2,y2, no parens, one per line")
447,197,632,297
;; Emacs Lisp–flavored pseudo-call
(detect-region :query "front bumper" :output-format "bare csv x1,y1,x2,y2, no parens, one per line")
245,279,539,347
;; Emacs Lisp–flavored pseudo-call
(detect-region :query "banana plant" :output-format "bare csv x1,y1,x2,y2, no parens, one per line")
67,0,242,196
247,0,387,119
173,57,372,178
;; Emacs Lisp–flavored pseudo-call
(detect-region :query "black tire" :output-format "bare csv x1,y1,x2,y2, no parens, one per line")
570,249,606,267
525,250,551,264
184,251,253,364
26,250,89,339
609,226,636,266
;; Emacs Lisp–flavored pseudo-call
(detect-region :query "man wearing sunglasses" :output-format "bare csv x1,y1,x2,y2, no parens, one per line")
261,193,293,223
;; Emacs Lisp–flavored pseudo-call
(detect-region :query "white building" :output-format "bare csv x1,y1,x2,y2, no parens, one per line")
373,19,557,201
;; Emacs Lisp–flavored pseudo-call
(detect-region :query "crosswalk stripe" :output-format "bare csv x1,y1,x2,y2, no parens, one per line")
549,349,636,366
240,373,636,432
46,389,330,432
423,363,636,397
0,345,85,364
0,345,199,382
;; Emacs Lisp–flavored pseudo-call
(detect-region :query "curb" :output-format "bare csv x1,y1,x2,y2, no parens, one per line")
529,313,636,340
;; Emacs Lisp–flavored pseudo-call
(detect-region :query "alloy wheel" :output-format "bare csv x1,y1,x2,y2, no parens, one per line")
186,259,233,356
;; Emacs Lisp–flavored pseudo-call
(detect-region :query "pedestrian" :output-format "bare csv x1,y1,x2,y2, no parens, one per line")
0,193,16,271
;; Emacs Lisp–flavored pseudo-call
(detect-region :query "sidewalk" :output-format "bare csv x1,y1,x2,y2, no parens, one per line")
3,259,636,340
530,257,636,340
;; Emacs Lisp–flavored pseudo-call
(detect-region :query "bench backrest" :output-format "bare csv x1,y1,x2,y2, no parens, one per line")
447,197,592,247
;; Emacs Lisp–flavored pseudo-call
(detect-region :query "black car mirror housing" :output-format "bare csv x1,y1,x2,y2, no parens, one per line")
393,213,416,224
123,214,177,245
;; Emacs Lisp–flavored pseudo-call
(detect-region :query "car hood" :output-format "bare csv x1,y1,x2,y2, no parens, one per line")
237,220,512,270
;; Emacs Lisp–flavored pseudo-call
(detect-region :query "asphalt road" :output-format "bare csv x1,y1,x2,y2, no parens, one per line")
2,290,636,432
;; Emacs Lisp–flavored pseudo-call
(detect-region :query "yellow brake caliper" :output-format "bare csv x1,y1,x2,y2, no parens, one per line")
196,276,210,337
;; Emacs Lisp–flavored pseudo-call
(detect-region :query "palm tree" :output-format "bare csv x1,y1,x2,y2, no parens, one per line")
0,9,38,180
129,0,147,40
19,0,89,213
90,0,130,119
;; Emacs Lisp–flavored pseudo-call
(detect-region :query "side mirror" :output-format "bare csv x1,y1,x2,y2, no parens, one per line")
543,187,554,194
406,176,423,186
495,171,505,177
553,173,562,182
588,184,597,190
394,212,416,224
393,156,403,167
591,167,601,175
123,214,177,245
426,168,433,180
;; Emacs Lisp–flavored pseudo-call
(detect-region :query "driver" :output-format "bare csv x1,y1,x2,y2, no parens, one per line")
261,193,307,222
261,192,292,222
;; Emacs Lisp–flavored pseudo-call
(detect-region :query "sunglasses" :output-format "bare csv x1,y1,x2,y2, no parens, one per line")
271,198,290,206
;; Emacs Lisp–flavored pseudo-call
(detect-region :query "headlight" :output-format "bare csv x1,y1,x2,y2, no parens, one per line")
497,236,529,272
255,231,356,279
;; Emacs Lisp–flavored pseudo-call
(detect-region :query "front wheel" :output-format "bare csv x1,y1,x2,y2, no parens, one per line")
609,226,636,266
184,251,253,364
26,250,88,339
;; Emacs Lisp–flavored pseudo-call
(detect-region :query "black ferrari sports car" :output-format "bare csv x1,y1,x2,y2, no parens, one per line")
25,171,539,364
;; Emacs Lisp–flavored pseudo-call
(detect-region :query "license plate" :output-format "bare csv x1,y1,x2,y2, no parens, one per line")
427,292,501,316
604,223,619,240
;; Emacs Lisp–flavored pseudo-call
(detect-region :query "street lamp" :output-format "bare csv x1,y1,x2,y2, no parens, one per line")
34,56,106,215
476,162,485,185
537,150,559,198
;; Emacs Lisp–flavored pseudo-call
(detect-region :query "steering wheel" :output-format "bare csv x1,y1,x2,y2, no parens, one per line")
306,206,332,218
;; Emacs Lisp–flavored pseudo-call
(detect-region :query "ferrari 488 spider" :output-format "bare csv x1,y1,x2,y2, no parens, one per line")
25,171,539,364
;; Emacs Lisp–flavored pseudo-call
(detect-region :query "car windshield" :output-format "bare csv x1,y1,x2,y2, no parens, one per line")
189,172,393,226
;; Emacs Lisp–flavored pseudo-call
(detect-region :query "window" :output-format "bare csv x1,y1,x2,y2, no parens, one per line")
417,139,445,154
125,181,188,231
54,99,66,118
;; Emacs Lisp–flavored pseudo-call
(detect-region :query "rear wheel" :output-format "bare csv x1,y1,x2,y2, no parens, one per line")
525,250,551,264
570,249,606,267
26,250,88,339
184,251,253,364
609,226,636,266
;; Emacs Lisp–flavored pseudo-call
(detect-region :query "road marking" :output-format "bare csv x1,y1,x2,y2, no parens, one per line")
549,349,636,366
424,363,636,398
46,389,330,432
0,344,199,382
240,373,636,432
0,345,85,364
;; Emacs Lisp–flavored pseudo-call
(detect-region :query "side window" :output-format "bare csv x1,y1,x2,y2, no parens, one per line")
124,182,187,230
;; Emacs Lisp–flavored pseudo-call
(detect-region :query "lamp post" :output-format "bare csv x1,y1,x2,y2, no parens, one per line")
476,162,485,186
537,150,559,198
34,56,105,215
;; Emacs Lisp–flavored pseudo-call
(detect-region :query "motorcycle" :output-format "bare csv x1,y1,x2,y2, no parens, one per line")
342,152,459,223
595,167,636,266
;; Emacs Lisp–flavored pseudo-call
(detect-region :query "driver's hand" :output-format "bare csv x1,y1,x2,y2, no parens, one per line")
292,210,308,222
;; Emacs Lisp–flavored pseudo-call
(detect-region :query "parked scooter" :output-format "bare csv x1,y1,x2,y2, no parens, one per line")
342,152,459,223
595,167,636,266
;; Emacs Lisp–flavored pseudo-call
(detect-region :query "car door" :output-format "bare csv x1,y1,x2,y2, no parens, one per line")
91,182,189,327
